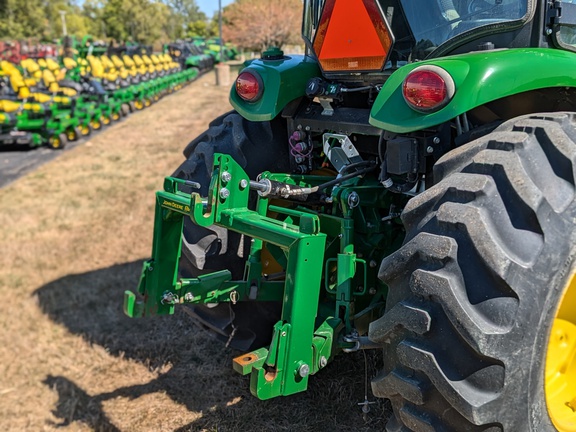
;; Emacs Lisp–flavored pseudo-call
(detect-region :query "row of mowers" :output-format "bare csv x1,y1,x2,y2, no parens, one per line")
0,50,201,149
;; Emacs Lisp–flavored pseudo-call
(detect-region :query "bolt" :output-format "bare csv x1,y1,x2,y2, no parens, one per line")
221,171,232,182
239,179,248,189
433,136,440,144
219,188,230,199
369,287,377,295
305,126,311,131
348,192,360,208
184,292,194,302
298,363,310,378
281,331,287,337
297,124,302,130
546,28,553,35
324,196,333,204
148,266,154,271
426,146,434,154
320,356,327,368
370,260,377,268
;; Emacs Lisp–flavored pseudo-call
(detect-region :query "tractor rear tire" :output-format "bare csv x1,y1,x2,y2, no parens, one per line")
369,112,576,431
173,110,290,351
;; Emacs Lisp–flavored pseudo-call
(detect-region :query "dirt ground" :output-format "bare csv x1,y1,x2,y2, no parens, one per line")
0,72,390,431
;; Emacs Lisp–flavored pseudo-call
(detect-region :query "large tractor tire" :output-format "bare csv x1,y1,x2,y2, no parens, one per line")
173,110,290,351
369,113,576,431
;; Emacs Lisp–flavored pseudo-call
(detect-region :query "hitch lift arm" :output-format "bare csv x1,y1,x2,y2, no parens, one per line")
124,154,341,399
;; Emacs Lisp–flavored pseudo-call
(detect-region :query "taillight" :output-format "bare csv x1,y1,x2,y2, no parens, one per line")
402,66,455,113
235,70,263,102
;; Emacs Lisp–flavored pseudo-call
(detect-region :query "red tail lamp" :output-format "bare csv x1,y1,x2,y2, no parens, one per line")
313,0,393,73
402,66,455,112
236,70,263,102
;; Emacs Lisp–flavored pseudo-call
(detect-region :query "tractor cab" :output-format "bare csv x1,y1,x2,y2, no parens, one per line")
304,0,532,74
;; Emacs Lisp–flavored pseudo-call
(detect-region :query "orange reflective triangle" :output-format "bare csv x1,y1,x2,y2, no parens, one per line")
317,0,388,60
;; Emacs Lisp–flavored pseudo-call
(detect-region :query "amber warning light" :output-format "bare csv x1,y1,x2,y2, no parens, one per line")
313,0,394,73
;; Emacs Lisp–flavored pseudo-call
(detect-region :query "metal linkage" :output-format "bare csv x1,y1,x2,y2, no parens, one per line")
124,154,334,399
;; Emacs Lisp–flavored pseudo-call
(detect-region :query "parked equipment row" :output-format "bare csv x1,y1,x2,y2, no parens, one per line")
0,52,202,149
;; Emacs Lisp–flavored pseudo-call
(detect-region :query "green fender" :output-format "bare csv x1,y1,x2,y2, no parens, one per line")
230,55,321,122
370,48,576,133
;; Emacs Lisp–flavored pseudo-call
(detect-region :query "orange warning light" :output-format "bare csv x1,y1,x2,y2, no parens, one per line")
313,0,393,73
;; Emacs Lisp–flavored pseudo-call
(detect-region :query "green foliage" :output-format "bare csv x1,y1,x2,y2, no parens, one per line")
0,0,212,44
0,0,46,39
186,19,217,39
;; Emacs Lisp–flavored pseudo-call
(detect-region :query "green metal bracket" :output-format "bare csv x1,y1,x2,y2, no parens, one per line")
125,153,329,399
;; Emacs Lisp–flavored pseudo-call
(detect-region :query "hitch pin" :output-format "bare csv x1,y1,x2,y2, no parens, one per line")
343,332,382,352
230,290,239,304
184,180,201,189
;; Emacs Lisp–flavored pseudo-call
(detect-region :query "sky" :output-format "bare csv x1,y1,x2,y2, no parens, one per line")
197,0,234,18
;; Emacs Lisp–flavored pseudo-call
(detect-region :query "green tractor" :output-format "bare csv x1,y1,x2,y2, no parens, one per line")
125,0,576,430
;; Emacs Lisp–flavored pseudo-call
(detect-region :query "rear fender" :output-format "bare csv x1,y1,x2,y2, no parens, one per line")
370,48,576,133
230,55,321,122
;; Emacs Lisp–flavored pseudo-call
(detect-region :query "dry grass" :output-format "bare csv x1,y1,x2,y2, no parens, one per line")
0,72,390,431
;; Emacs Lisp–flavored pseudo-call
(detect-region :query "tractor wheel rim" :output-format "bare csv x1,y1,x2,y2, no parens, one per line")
546,271,576,431
68,132,75,140
82,126,90,135
52,138,60,148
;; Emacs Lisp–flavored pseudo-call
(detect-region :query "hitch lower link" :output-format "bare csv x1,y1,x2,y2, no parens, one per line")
123,153,351,399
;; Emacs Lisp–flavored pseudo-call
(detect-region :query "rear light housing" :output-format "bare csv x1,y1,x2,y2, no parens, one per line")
402,65,455,113
235,69,264,102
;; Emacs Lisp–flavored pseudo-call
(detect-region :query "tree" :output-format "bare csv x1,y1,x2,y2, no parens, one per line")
102,0,169,44
0,0,206,44
186,19,217,39
42,0,91,40
222,0,303,52
0,0,46,39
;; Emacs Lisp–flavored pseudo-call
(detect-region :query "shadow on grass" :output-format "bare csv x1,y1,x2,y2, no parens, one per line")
34,261,390,431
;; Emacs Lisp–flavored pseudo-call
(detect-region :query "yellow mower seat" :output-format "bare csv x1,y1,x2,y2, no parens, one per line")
131,55,149,75
42,70,77,97
111,55,125,70
46,58,60,72
0,99,44,113
20,59,43,80
100,55,116,72
86,55,104,78
63,57,77,69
